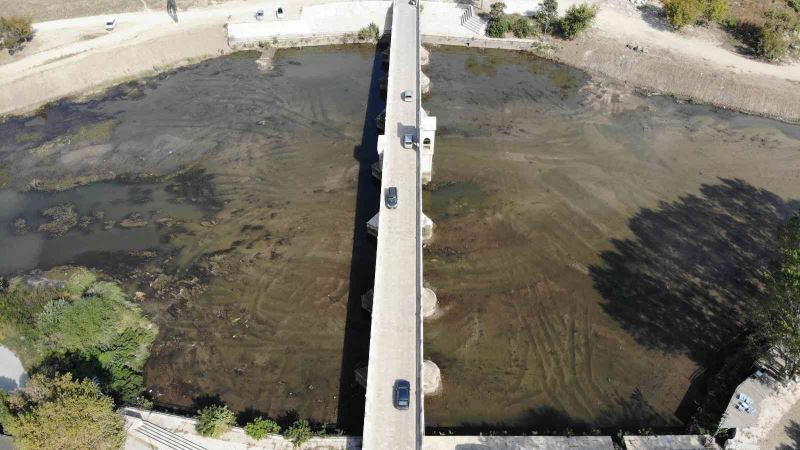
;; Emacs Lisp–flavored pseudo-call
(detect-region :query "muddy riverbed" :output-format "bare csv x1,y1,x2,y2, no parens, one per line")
422,47,800,431
0,46,383,431
1,45,799,433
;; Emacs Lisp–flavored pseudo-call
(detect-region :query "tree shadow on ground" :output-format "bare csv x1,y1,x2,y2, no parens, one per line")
637,4,674,32
590,178,799,363
335,40,387,434
776,420,800,450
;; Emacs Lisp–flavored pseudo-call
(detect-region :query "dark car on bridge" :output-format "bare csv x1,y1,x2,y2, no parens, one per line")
386,187,398,210
394,379,410,409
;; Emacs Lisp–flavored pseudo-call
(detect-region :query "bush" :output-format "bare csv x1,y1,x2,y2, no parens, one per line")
357,22,380,41
244,417,280,439
0,268,156,405
511,16,536,37
3,374,125,450
789,0,800,14
0,16,34,53
486,2,511,37
486,16,511,37
536,0,560,34
759,25,788,60
559,3,599,39
704,0,729,22
284,419,314,447
195,404,236,438
663,0,703,28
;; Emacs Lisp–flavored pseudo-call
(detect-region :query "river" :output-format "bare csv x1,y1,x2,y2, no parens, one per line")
1,45,799,433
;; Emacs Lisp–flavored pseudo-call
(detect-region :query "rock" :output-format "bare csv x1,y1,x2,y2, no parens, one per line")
134,291,146,300
78,216,93,229
38,203,78,237
118,212,148,228
154,217,177,228
12,218,28,235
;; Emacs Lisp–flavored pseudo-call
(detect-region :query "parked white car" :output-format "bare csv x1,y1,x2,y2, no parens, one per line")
105,17,116,31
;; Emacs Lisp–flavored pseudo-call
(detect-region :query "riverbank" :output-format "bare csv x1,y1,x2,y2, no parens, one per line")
3,0,800,121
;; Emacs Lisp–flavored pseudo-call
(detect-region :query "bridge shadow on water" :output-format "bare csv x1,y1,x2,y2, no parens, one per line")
336,40,389,434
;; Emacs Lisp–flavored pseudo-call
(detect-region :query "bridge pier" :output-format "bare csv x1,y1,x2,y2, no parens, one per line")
355,365,368,389
371,134,387,180
423,360,442,395
420,45,430,67
422,287,438,318
366,212,380,237
361,289,374,313
422,213,434,242
420,108,437,184
420,71,431,96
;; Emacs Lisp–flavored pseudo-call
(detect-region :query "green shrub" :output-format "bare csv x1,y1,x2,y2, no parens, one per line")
357,22,380,41
536,0,560,34
0,16,34,53
284,419,314,447
4,374,125,450
704,0,729,22
789,0,800,14
1,268,156,405
486,2,511,37
244,417,281,439
663,0,703,28
758,25,788,60
195,404,236,438
559,3,599,39
511,16,536,37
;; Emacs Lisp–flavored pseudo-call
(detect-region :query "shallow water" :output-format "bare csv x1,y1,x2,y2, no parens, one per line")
1,44,799,433
0,46,383,430
422,47,800,430
0,183,205,275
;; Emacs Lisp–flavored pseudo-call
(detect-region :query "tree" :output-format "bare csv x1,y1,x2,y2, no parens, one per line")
751,213,800,379
244,417,280,439
486,2,510,38
757,8,799,60
704,0,729,22
0,16,34,54
559,3,599,39
759,25,788,60
663,0,704,28
284,419,314,447
511,16,536,37
195,404,236,438
539,0,559,34
357,22,380,41
3,373,125,450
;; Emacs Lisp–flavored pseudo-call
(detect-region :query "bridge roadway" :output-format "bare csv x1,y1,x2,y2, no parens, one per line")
361,0,423,448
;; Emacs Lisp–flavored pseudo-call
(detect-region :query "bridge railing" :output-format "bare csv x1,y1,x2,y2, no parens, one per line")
415,0,424,448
